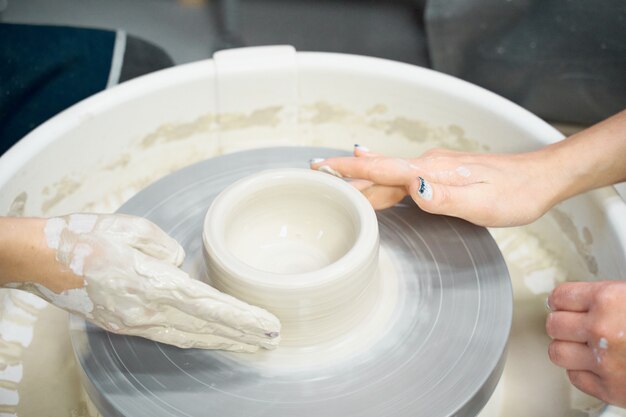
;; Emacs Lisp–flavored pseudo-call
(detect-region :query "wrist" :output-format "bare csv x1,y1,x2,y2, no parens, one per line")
539,110,626,204
0,217,44,284
513,148,570,217
0,217,83,292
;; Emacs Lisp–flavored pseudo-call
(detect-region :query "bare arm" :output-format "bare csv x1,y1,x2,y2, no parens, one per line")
311,109,626,227
547,109,626,203
0,217,83,291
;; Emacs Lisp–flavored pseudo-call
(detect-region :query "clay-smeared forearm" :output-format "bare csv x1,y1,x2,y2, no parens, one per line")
0,214,281,352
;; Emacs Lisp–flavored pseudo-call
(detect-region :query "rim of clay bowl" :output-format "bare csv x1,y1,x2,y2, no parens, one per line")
203,168,379,289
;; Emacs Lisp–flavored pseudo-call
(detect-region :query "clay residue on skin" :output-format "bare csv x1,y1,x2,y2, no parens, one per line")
317,165,343,178
550,207,598,275
36,214,279,352
41,179,81,214
7,192,27,217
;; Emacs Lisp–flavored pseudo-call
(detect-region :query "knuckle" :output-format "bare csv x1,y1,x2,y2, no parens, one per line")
549,285,564,305
551,283,576,309
548,342,566,365
589,321,610,340
594,284,616,305
566,370,580,385
567,370,588,391
434,185,450,207
545,313,556,337
556,282,573,298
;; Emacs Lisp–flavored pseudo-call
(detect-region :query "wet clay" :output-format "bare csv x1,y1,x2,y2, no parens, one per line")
0,103,613,416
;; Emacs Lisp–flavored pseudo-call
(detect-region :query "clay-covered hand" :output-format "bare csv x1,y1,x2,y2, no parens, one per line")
547,281,626,407
311,145,559,227
1,214,280,352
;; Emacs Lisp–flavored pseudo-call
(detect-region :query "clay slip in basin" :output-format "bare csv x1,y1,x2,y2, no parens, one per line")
203,168,379,344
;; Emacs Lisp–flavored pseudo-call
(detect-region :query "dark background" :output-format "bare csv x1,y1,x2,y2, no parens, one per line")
1,0,625,154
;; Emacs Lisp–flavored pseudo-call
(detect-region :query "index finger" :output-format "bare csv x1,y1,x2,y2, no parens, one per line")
549,282,596,312
311,156,417,186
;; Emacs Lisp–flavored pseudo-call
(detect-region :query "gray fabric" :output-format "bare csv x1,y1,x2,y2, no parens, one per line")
120,34,175,83
234,0,431,67
425,0,626,124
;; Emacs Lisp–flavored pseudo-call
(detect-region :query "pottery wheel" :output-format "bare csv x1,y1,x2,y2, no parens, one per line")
70,147,512,417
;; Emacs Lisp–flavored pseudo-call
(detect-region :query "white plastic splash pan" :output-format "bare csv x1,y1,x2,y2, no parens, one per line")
0,46,625,417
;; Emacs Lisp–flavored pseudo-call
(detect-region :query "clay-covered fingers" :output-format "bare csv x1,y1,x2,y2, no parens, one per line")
117,322,262,352
548,282,596,312
132,255,280,349
93,214,185,266
145,327,262,352
546,311,589,342
166,297,280,350
172,288,281,345
548,341,598,371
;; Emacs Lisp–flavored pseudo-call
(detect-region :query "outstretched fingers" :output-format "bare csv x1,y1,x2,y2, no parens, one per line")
118,324,262,352
130,253,281,349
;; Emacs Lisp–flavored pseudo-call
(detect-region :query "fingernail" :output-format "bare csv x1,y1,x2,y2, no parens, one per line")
354,144,369,152
318,165,343,178
545,297,554,312
309,158,325,165
417,177,432,200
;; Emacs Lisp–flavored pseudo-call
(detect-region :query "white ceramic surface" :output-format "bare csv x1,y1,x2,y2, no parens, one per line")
0,46,624,416
203,168,379,344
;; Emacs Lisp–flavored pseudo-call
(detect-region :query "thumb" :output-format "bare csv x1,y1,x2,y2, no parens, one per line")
407,176,488,225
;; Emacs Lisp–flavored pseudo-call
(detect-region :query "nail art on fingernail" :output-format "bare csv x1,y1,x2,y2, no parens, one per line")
309,158,325,165
417,177,433,200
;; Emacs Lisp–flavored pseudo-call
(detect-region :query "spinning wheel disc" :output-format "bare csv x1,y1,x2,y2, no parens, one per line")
70,147,512,417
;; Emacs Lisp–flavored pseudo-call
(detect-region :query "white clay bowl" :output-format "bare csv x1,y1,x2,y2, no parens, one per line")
203,168,379,344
